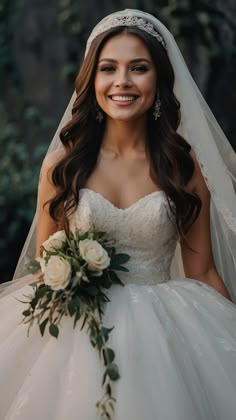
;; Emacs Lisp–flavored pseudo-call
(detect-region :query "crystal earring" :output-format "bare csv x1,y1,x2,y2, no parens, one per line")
153,92,161,120
96,109,104,123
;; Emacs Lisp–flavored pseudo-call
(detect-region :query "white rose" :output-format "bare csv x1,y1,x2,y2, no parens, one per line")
44,256,71,290
42,230,67,254
79,239,110,272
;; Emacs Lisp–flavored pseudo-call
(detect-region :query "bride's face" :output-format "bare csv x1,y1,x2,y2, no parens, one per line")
94,33,157,122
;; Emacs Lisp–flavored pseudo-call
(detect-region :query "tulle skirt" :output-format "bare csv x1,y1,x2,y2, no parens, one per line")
1,276,236,420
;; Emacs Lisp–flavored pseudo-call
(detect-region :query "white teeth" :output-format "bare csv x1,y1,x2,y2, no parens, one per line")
111,96,137,102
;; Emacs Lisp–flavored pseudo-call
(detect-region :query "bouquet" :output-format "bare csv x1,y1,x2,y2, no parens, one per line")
20,228,130,419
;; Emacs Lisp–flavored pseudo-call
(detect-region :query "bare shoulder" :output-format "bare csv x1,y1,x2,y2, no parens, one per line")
42,148,66,170
40,148,66,182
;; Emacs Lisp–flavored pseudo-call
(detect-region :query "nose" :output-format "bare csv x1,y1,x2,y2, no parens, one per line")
113,70,133,88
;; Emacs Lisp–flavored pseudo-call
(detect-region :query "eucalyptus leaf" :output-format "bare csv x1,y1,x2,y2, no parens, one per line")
35,286,47,299
109,264,129,272
111,253,130,265
68,301,77,316
80,313,87,330
49,323,59,338
39,317,49,336
30,297,39,310
100,273,112,289
73,309,81,328
106,383,112,397
97,334,103,351
101,326,114,342
107,270,125,286
89,327,97,347
102,348,115,366
22,309,31,317
102,368,108,385
107,363,120,381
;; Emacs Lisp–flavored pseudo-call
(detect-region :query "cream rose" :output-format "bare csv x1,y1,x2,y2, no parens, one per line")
42,230,67,254
44,256,71,290
79,239,110,272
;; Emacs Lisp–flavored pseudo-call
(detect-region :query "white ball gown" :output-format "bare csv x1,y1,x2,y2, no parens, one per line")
1,187,236,420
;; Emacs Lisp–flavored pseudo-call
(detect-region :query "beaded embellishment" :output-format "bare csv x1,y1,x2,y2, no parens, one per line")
86,15,167,55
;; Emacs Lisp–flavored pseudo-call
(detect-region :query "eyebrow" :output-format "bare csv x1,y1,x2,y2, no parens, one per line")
98,58,151,64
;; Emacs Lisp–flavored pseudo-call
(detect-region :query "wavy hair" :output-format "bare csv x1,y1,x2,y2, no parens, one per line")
47,26,201,241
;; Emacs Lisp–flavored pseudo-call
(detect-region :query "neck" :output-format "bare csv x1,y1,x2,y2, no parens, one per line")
101,117,148,156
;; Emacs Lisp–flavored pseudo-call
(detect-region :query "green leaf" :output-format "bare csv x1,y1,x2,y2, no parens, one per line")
109,264,129,272
79,313,87,330
102,348,115,366
96,334,103,352
49,323,59,338
30,297,39,310
107,363,120,381
35,286,48,299
85,286,99,296
101,326,114,342
22,309,31,317
39,318,49,336
89,327,97,347
106,383,112,397
111,253,130,265
68,301,77,316
100,272,112,289
73,308,81,328
102,368,108,385
107,270,125,286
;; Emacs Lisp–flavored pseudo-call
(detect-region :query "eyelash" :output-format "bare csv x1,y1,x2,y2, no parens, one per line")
100,66,148,72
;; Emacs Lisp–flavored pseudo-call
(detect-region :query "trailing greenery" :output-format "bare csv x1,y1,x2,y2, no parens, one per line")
21,228,130,418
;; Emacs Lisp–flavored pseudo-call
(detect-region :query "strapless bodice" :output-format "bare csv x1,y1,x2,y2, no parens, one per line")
69,188,179,285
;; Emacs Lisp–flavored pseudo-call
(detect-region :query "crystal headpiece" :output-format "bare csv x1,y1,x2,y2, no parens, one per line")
85,13,167,56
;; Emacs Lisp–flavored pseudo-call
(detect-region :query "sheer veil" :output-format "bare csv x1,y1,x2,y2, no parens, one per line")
1,9,236,302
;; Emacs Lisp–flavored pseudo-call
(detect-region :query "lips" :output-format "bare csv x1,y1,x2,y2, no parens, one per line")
108,93,139,106
108,94,139,104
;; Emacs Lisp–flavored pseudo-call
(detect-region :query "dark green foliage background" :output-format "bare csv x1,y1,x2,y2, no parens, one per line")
1,0,235,282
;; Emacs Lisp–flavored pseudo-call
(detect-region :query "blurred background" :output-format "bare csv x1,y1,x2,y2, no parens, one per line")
1,0,236,282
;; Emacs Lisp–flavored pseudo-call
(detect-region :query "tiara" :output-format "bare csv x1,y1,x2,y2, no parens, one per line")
86,15,167,55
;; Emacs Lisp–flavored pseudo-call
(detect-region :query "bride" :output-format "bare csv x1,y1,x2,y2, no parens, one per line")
1,9,236,420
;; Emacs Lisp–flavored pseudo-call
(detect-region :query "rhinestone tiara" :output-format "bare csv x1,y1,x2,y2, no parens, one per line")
86,14,167,55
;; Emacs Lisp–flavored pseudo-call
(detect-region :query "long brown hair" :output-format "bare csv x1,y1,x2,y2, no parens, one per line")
47,26,201,240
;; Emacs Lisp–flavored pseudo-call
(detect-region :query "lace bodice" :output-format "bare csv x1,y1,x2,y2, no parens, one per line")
69,188,179,285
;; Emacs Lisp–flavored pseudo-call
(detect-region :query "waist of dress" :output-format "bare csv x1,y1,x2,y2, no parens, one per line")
118,268,171,286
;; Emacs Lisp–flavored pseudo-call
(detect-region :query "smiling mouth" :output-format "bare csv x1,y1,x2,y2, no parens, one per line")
108,95,139,102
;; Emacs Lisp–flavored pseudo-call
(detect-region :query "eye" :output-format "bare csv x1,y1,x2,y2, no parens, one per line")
132,66,149,72
99,66,115,72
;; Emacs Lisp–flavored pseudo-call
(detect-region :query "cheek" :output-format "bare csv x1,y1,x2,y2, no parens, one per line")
94,75,110,97
137,75,157,97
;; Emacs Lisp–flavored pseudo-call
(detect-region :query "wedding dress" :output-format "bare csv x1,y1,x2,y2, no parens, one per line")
1,187,236,420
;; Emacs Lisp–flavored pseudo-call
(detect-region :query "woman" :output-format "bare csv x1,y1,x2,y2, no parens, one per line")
0,9,236,420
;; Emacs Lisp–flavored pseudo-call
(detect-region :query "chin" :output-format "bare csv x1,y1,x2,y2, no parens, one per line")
107,111,146,122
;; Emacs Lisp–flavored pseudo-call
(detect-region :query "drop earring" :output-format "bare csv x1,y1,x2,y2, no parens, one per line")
96,109,104,123
153,92,161,120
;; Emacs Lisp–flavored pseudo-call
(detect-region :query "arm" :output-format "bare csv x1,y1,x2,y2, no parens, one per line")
35,149,65,258
180,154,232,301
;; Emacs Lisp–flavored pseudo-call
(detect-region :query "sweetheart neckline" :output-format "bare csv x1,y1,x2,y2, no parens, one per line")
79,188,165,211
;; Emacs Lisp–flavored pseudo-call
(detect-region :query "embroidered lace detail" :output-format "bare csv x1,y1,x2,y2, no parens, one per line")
69,189,179,286
86,14,167,55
